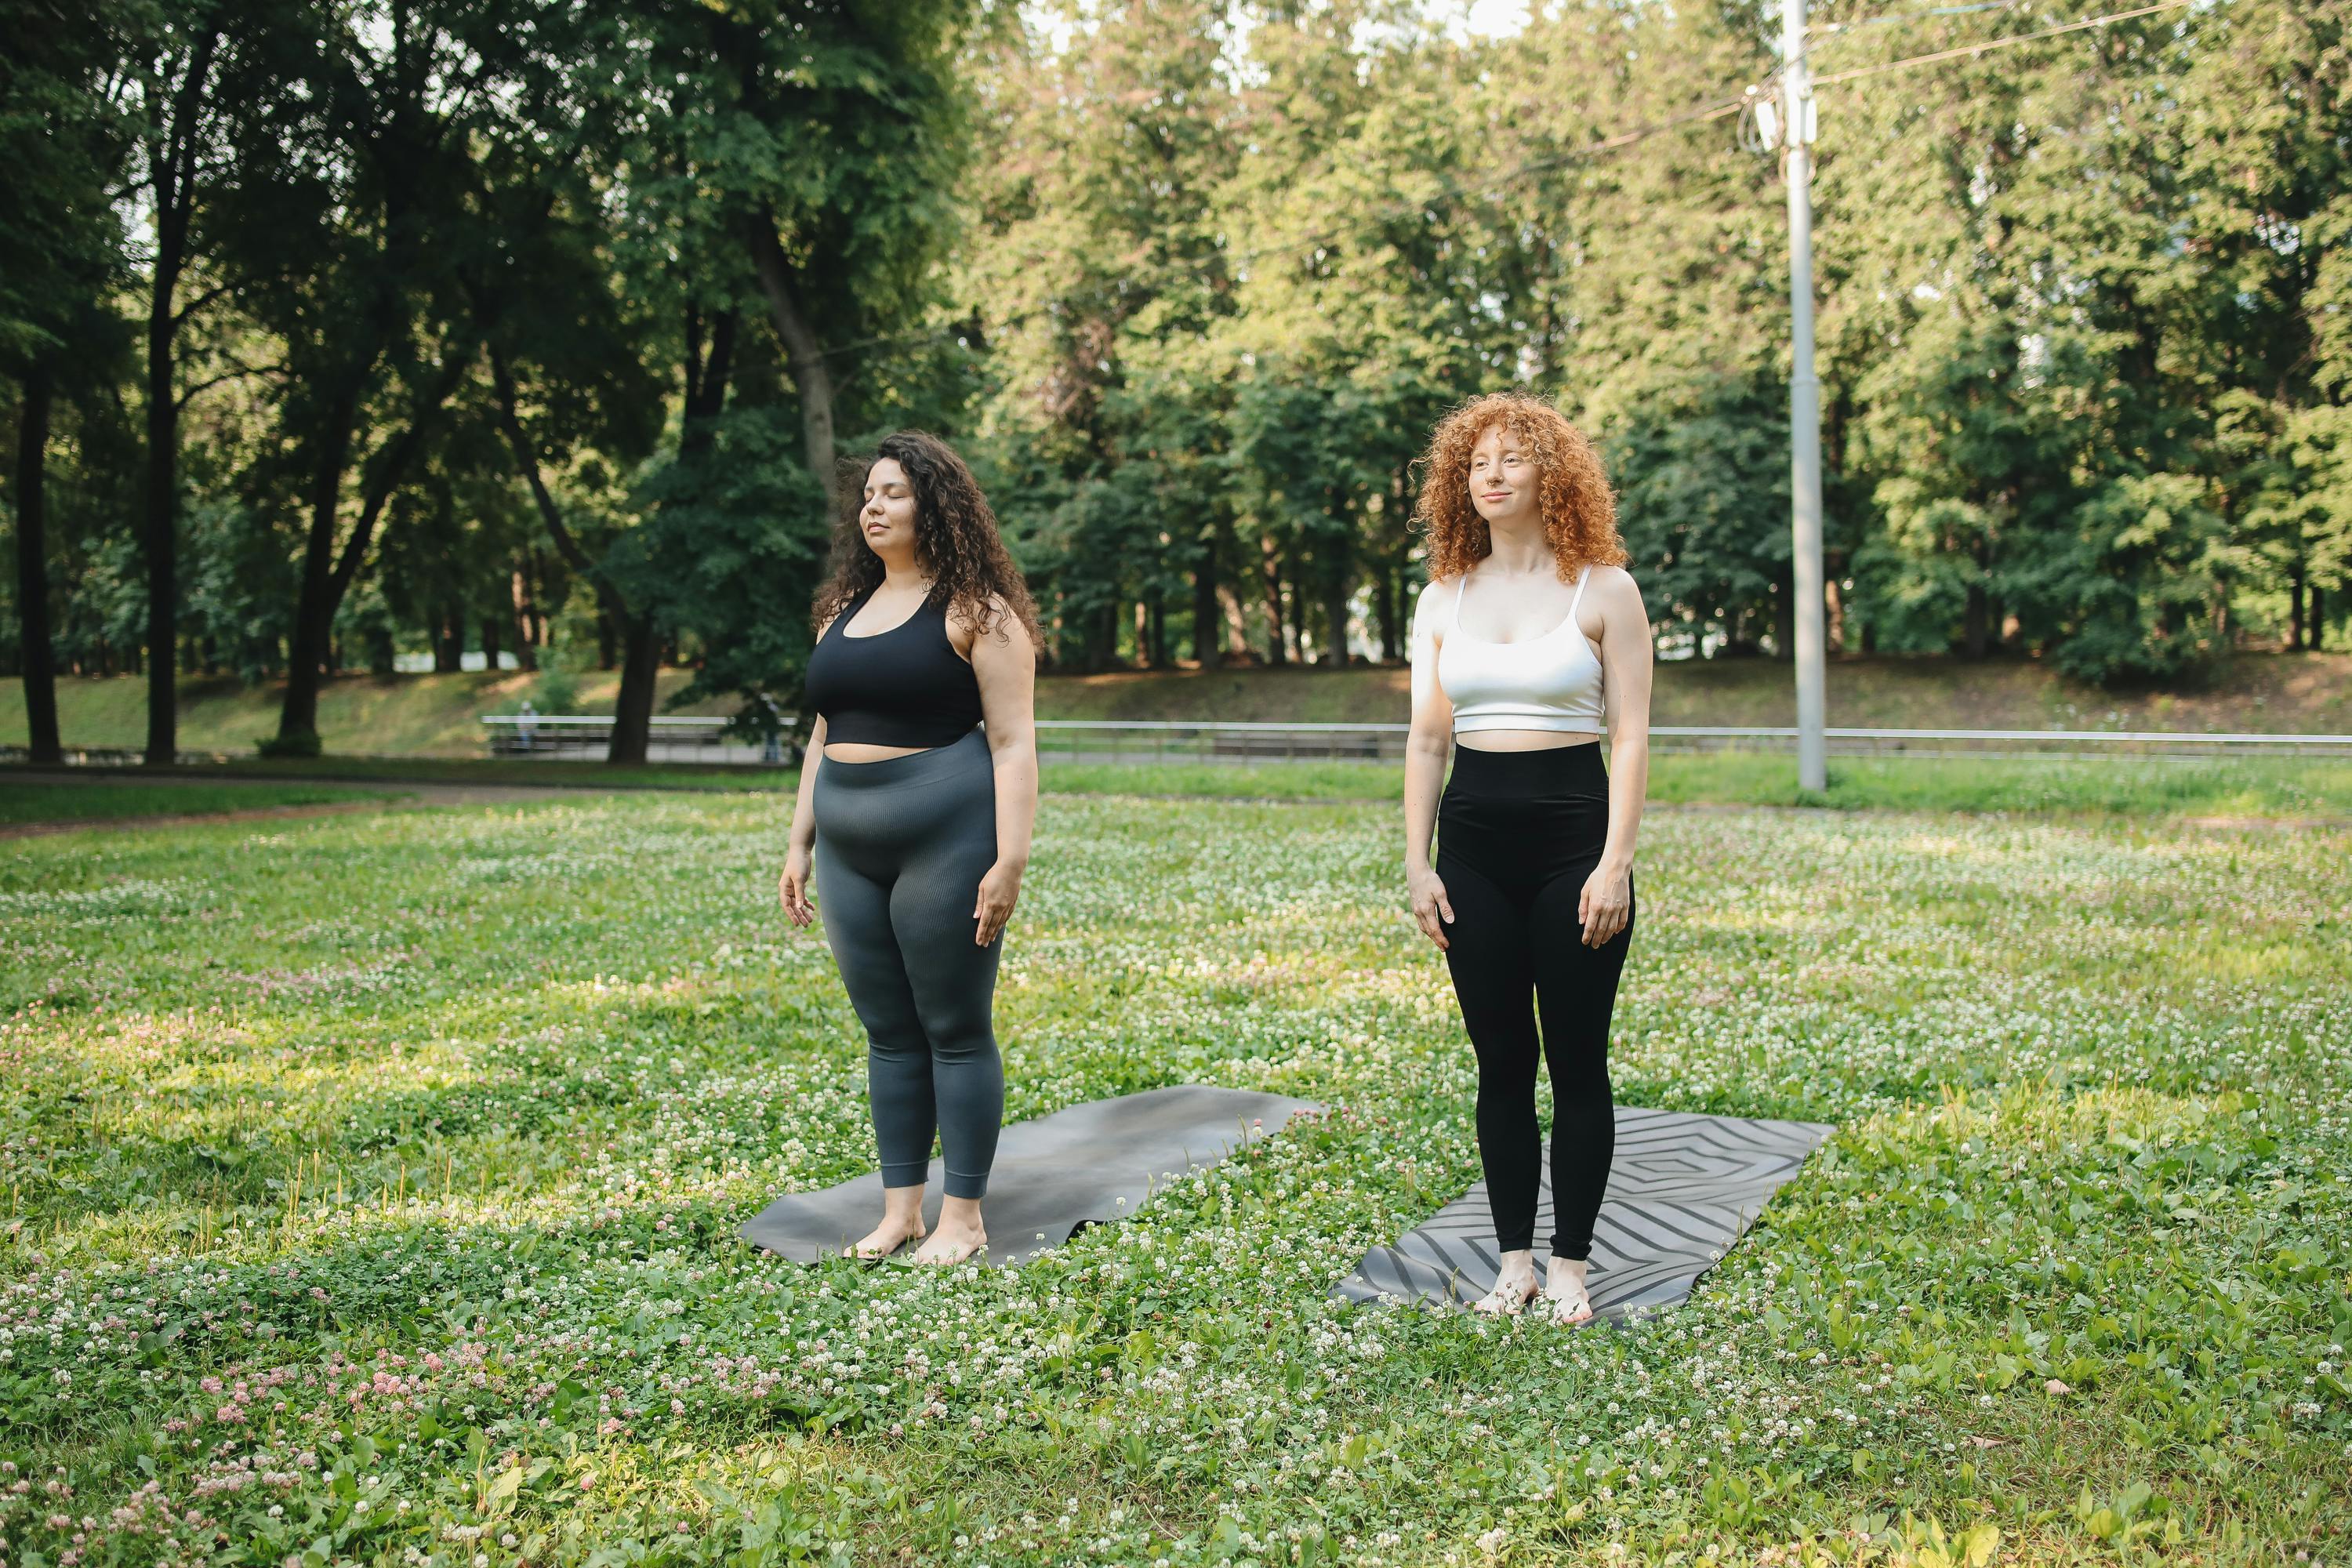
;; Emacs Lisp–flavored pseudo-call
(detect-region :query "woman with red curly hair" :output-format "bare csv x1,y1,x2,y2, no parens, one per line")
779,431,1042,1268
1403,392,1655,1325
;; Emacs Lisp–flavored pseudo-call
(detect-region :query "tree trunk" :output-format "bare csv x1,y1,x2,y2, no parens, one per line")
1290,564,1309,664
1098,600,1120,671
493,334,731,768
277,382,362,743
1261,543,1287,666
1192,532,1220,670
748,216,836,484
1964,581,1989,659
277,347,472,747
143,267,180,767
2314,587,2327,652
597,608,615,670
1373,564,1399,662
138,28,221,768
1323,552,1352,669
1219,584,1248,662
510,567,537,670
480,610,502,671
434,602,463,673
13,368,64,765
608,610,659,764
2290,563,2306,651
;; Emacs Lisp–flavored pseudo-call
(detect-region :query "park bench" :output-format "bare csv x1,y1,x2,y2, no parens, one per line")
479,713,800,763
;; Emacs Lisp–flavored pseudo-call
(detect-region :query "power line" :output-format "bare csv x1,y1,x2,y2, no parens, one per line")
1812,0,2194,86
1810,0,2028,37
1780,0,2027,78
1235,0,2197,280
813,88,1755,361
1222,93,1752,275
815,0,2199,364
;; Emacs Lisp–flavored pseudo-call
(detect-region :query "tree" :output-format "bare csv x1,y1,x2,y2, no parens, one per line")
971,0,1245,667
1,0,136,762
236,0,559,751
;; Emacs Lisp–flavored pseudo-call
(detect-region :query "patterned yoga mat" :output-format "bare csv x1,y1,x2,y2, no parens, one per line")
1335,1105,1833,1321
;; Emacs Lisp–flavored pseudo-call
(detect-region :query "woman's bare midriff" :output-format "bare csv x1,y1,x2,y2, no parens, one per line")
1454,730,1601,753
823,742,939,764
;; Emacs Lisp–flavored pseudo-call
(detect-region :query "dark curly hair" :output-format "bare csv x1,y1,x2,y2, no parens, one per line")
1412,392,1628,584
811,430,1042,649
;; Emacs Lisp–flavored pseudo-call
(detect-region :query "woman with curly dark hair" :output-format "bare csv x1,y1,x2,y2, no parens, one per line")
778,430,1041,1267
1402,392,1655,1325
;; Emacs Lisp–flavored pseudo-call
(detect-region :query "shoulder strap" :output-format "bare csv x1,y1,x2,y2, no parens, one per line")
826,581,878,640
1450,575,1468,631
1566,564,1592,621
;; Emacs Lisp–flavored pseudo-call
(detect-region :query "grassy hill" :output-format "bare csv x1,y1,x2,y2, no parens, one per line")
2,652,2346,757
1040,652,2352,731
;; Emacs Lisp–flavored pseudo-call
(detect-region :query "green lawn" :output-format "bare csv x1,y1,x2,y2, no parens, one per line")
0,779,411,826
55,755,791,791
0,791,2343,1565
14,749,2352,821
1041,751,2352,817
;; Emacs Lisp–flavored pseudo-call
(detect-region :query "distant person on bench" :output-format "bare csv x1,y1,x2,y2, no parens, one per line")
517,700,539,754
1403,393,1655,1326
778,431,1042,1267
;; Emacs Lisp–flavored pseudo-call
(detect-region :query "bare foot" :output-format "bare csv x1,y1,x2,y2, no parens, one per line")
1471,1250,1540,1315
911,1214,986,1267
1544,1257,1595,1326
844,1214,924,1260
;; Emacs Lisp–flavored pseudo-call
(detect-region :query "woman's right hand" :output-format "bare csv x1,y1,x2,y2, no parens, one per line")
779,844,815,927
1408,865,1455,951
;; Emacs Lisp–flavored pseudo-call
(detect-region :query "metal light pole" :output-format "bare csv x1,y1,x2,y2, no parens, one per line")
1784,0,1828,793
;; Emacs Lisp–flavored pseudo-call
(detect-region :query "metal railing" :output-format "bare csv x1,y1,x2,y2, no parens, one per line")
461,717,2352,766
1025,720,2352,764
8,720,2343,775
477,713,795,763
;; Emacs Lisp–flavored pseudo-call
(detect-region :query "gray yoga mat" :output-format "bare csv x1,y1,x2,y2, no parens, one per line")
1336,1105,1833,1322
740,1083,1319,1266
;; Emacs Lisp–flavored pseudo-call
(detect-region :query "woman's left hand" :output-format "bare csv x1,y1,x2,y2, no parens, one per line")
973,859,1025,946
1577,862,1632,948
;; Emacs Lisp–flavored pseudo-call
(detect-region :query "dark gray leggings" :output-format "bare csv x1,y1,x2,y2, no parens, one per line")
812,728,1004,1200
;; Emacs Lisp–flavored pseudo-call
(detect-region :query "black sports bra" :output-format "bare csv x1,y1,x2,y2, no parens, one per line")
803,584,985,749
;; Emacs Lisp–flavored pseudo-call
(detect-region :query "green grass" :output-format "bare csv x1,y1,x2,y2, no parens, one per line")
0,779,412,826
9,649,2350,758
16,750,2352,820
1025,649,2352,731
0,669,722,757
1651,751,2352,818
1040,752,2352,818
0,790,2345,1564
68,755,793,791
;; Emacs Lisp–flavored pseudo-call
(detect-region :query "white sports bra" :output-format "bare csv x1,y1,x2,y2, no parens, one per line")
1435,566,1606,735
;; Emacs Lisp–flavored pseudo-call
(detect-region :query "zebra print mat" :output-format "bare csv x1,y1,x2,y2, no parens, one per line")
1335,1105,1833,1322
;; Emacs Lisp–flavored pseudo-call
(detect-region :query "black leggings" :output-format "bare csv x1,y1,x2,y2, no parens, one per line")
812,728,1004,1200
1436,742,1634,1261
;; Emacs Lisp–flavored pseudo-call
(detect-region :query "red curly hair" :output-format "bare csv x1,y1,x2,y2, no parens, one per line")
1412,393,1628,583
